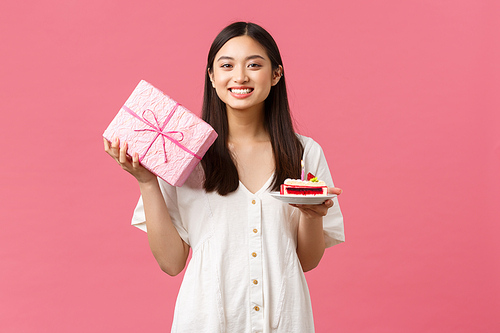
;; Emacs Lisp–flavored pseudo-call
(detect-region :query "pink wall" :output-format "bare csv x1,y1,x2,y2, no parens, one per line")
1,0,499,332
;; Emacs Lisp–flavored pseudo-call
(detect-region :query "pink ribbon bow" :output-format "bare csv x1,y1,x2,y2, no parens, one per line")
121,103,202,162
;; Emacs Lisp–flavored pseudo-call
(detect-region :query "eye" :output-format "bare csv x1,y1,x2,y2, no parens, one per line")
248,63,262,68
220,63,232,68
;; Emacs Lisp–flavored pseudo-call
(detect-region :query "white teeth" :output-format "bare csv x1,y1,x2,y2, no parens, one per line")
230,88,252,94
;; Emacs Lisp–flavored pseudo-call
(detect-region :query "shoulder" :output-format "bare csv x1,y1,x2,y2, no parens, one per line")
295,134,324,155
295,134,330,177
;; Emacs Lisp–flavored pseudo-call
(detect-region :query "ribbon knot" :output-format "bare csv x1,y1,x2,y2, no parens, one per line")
121,103,202,163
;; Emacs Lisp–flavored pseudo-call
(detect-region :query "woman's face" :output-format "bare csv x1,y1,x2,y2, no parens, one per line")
209,35,282,114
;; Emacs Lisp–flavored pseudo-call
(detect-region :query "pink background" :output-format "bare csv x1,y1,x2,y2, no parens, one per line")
1,0,499,332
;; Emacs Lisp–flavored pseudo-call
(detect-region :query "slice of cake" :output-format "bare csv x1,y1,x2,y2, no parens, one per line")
280,173,328,196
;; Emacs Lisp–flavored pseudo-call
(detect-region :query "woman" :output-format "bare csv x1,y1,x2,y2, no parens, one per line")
104,21,344,332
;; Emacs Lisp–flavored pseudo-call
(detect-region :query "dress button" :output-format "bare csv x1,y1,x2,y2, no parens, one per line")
253,279,258,285
254,306,260,311
251,252,257,257
252,199,256,204
253,229,258,233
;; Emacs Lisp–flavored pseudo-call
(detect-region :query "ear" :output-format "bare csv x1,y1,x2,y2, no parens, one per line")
208,68,215,88
271,65,283,86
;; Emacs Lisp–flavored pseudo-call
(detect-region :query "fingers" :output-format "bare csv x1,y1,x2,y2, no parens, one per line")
290,195,337,218
291,202,329,217
119,141,128,164
103,137,118,157
103,137,155,182
103,137,110,151
328,187,343,195
104,137,130,167
132,152,140,169
103,137,119,158
111,137,120,153
323,199,334,208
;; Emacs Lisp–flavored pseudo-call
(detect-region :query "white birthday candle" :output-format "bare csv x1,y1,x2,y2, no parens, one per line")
301,159,305,181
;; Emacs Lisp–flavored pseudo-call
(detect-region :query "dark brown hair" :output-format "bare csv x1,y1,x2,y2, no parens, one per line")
201,22,303,195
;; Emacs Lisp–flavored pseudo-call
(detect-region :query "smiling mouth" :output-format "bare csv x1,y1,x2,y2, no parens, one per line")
229,88,253,94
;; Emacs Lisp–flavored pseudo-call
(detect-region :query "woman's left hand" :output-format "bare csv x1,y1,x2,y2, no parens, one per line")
290,187,342,219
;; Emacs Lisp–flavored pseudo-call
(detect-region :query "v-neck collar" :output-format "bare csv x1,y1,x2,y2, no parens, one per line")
238,172,275,196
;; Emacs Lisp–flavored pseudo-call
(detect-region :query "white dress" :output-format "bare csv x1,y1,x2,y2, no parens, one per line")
132,135,344,333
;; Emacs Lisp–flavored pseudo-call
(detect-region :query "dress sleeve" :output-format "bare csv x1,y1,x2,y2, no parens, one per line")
131,177,190,245
301,136,345,248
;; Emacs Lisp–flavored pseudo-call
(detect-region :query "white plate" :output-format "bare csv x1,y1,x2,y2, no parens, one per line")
269,192,336,205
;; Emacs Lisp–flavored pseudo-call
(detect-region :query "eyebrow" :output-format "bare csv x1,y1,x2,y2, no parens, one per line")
216,55,266,62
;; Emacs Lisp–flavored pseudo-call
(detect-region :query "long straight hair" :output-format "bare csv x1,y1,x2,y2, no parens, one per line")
201,22,303,195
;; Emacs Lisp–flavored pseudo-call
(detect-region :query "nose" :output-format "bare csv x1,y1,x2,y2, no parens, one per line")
233,65,248,83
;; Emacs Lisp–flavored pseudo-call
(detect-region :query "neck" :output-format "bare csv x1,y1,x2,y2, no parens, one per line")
226,103,268,143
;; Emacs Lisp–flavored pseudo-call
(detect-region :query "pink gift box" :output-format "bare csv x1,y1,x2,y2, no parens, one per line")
103,80,218,186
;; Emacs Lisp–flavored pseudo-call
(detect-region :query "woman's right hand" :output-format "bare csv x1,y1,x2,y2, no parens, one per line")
103,137,157,184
